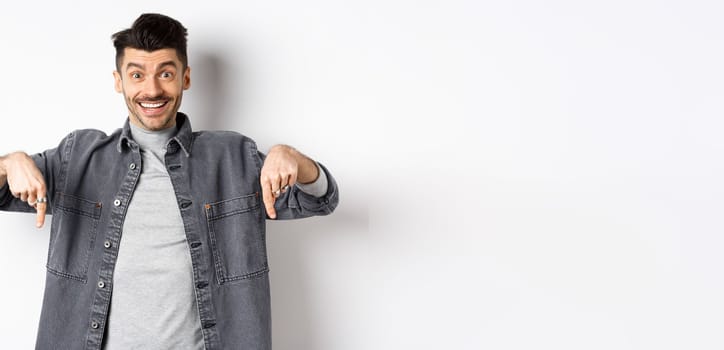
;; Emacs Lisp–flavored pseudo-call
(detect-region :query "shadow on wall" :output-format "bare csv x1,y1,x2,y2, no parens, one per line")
186,49,240,131
267,196,367,349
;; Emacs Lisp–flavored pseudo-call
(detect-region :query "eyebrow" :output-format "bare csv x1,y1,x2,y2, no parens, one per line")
125,60,179,71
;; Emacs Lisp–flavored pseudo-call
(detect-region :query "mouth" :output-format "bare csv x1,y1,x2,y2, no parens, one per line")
137,100,170,116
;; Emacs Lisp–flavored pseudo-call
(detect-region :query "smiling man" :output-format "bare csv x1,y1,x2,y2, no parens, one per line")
114,47,190,131
0,13,338,350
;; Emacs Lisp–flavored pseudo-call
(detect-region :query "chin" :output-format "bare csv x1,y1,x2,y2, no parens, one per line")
132,115,175,131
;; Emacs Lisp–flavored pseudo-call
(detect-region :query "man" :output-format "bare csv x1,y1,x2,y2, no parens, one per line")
0,13,338,349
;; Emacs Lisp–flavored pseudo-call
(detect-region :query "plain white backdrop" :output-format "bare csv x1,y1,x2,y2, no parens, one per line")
1,1,723,349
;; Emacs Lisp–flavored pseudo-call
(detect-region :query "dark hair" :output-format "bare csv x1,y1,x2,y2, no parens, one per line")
111,13,188,71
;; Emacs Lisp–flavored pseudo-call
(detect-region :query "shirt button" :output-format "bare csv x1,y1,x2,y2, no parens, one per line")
114,199,121,206
98,281,105,289
129,163,137,170
91,321,99,329
104,241,112,249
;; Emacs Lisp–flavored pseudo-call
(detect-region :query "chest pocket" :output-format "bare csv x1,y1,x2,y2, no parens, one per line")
205,192,267,284
47,192,102,282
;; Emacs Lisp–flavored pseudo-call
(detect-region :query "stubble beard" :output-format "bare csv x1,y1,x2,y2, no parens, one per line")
125,94,182,132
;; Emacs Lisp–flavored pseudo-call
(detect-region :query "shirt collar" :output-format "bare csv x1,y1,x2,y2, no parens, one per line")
117,112,193,156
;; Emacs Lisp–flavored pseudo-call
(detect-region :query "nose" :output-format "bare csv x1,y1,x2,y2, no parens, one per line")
143,76,163,97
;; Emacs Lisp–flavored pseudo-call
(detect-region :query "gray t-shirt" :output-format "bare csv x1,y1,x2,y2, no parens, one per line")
104,123,204,349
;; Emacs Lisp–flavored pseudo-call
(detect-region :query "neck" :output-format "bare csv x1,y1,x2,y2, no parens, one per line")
129,122,176,153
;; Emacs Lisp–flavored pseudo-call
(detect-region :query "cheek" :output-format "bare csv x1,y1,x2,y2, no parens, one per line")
122,91,138,106
123,86,139,99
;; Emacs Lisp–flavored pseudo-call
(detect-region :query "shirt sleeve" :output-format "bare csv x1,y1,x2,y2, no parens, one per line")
295,162,328,198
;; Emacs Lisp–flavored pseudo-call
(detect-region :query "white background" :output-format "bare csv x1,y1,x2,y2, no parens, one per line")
1,1,723,349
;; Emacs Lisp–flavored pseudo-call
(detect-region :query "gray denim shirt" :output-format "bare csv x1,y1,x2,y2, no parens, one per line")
0,113,339,349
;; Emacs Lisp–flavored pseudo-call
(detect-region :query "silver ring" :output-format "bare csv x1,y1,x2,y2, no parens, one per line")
281,185,290,193
272,189,281,197
36,197,48,204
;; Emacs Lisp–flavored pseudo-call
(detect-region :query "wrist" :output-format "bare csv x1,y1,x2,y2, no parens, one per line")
0,152,29,179
296,156,319,185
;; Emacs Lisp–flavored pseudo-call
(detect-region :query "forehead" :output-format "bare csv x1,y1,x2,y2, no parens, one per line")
121,48,182,71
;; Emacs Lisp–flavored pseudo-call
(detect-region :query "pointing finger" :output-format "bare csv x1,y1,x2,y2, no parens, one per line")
35,187,48,228
36,202,47,228
261,180,277,219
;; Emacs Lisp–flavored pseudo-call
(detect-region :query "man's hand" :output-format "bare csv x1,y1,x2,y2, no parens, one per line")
0,152,48,228
260,145,319,219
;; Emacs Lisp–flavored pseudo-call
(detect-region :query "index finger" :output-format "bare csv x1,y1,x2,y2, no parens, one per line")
36,202,47,228
33,178,48,228
261,180,277,220
35,187,48,228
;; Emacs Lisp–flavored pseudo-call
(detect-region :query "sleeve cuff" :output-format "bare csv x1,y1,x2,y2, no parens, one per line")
296,162,328,198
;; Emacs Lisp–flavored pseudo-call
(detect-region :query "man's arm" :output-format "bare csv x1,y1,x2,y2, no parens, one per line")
0,152,49,227
260,144,337,219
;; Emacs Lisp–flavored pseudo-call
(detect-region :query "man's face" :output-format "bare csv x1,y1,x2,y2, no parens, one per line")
113,48,191,131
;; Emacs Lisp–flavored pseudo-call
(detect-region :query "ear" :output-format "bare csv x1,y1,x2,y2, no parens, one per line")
183,66,191,90
113,70,123,93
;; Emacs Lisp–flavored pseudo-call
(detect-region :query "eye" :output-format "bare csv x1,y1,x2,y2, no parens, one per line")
131,72,142,79
160,72,174,79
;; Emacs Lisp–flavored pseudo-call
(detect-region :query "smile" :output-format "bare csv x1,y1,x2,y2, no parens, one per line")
139,101,168,108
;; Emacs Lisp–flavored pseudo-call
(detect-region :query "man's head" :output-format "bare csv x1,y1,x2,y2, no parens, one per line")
112,13,191,131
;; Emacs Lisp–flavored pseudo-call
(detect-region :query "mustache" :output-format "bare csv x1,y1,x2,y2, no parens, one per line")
135,96,171,102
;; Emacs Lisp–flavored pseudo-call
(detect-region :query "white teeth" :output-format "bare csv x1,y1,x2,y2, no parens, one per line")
140,101,165,108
